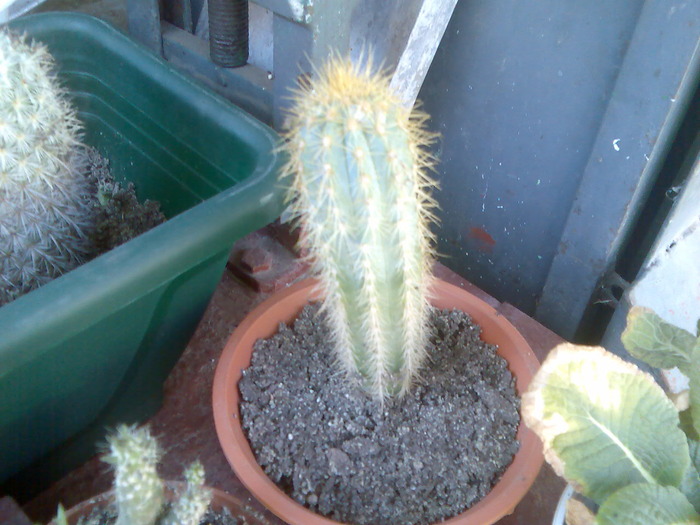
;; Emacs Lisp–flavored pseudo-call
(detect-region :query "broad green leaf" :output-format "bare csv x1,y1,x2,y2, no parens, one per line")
682,470,700,516
621,307,696,374
689,439,700,474
682,409,700,441
596,483,700,525
683,439,700,513
522,344,689,504
690,342,700,438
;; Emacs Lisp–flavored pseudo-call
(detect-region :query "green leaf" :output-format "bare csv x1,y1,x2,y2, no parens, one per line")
682,472,700,516
689,439,700,474
690,342,700,438
680,408,699,440
596,483,700,525
682,439,700,513
522,344,689,504
621,307,696,374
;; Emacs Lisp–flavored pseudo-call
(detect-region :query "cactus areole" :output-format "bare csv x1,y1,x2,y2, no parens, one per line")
281,58,438,400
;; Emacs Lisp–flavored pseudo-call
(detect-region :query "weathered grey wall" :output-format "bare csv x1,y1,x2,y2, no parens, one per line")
419,0,645,314
147,0,698,338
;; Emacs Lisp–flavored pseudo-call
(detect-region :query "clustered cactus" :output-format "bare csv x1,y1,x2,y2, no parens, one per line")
63,424,212,525
160,461,210,525
0,28,94,305
281,57,438,400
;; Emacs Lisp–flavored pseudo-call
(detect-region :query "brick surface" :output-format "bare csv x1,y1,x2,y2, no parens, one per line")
228,229,310,293
0,496,33,525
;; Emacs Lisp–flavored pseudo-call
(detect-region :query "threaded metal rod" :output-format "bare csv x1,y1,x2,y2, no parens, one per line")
208,0,248,68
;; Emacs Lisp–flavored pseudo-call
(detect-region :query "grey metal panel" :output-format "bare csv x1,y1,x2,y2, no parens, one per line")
271,1,360,128
159,0,451,128
536,0,700,339
388,0,458,108
419,0,645,316
306,2,360,63
192,0,206,28
271,13,314,128
253,0,310,23
163,0,194,32
127,0,162,54
161,22,273,125
349,0,424,73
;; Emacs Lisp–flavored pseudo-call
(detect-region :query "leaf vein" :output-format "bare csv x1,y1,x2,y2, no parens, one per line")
586,412,656,485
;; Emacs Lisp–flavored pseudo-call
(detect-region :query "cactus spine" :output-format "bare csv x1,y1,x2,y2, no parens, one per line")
281,57,438,400
0,29,93,305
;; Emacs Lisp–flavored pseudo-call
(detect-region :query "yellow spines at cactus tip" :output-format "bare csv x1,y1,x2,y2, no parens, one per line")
280,56,439,400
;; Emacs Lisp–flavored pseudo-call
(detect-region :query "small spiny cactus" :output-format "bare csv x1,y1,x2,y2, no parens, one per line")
101,424,212,525
103,424,165,525
161,461,212,525
281,57,438,400
0,29,93,305
50,424,213,525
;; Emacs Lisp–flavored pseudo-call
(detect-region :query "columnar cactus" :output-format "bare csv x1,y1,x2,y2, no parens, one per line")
281,57,438,399
103,424,165,525
0,29,93,305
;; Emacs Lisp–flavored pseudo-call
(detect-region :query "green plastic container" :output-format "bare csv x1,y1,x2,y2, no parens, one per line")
0,13,285,486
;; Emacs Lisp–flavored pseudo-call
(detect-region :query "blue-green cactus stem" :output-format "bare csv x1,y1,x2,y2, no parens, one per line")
282,58,438,399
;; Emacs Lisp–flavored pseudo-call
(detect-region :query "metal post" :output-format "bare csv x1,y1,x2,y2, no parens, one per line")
208,0,249,67
127,0,163,55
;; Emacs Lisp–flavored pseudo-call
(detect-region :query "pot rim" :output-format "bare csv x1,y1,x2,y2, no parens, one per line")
213,277,544,525
50,482,258,524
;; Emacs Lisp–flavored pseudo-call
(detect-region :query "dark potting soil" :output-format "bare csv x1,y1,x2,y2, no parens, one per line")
83,146,166,256
239,304,520,525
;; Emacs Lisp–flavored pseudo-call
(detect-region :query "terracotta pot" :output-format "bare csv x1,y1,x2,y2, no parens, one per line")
50,482,265,524
213,278,544,525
